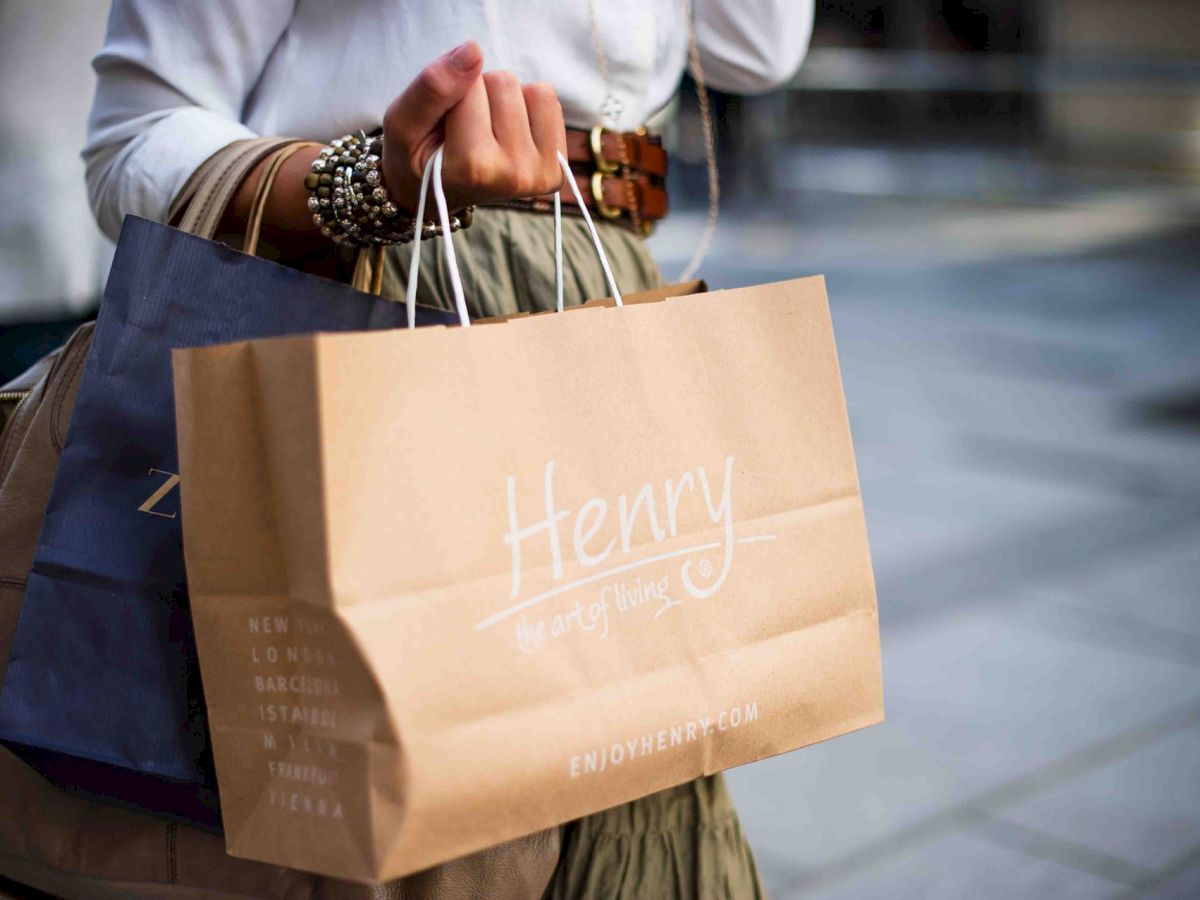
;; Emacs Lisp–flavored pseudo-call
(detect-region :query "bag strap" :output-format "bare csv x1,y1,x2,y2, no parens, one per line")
350,245,386,296
170,137,386,296
403,146,623,327
246,142,385,296
172,137,296,239
243,142,323,257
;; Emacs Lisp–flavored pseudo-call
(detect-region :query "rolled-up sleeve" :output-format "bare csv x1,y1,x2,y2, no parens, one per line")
692,0,814,94
83,0,295,240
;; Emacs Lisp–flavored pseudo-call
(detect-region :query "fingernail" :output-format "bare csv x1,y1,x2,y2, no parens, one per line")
450,41,481,72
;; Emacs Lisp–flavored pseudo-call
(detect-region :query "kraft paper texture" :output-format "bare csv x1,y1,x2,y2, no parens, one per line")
173,276,883,881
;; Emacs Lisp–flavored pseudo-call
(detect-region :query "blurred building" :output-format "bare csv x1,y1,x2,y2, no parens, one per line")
670,0,1200,211
1044,0,1200,170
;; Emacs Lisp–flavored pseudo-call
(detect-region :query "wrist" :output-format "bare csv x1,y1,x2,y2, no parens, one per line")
225,144,328,262
304,132,473,248
306,133,405,245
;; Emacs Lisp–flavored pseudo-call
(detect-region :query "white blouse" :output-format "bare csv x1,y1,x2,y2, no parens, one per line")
83,0,814,240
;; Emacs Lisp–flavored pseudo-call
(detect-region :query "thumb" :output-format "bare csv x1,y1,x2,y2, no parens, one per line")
387,41,484,148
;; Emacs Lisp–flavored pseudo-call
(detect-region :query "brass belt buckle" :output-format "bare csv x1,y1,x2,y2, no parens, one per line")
590,172,623,220
588,124,620,175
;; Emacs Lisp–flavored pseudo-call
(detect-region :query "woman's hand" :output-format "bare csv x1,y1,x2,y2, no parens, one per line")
382,40,567,213
227,40,562,263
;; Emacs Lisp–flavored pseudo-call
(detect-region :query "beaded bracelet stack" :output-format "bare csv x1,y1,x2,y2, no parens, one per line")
303,131,472,247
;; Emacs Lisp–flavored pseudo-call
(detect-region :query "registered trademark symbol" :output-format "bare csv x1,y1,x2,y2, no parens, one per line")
699,559,713,578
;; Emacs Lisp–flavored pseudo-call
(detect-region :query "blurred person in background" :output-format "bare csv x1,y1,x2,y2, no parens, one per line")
0,0,816,898
0,0,111,381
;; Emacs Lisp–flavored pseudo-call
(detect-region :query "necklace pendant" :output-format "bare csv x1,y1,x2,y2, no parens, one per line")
600,94,624,129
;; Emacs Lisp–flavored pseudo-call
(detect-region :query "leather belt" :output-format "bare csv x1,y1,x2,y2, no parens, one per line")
484,125,669,235
565,127,668,178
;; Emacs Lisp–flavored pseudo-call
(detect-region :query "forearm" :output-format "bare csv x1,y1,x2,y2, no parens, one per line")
219,144,328,261
85,0,295,240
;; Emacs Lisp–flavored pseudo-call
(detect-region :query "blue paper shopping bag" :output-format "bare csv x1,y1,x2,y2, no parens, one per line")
0,216,456,827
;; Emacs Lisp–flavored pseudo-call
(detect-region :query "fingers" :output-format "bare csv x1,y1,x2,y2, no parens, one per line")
483,71,536,157
443,74,497,184
523,83,567,189
384,49,566,209
385,40,483,160
444,72,562,201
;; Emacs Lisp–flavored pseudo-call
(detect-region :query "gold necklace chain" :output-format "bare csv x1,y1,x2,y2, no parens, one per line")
676,0,720,281
582,0,719,277
585,0,624,128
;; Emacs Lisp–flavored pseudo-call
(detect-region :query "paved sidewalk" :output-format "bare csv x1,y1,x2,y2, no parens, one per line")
650,161,1200,898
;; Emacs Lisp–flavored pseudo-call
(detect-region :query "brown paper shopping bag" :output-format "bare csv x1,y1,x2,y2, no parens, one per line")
172,149,882,882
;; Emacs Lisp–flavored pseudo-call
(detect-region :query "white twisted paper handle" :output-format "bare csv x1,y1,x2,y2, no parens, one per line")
404,148,624,326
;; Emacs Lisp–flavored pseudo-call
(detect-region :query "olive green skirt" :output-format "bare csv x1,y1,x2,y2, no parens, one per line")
379,208,764,900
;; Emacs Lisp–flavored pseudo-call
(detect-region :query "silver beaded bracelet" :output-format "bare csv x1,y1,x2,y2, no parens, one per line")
303,131,472,247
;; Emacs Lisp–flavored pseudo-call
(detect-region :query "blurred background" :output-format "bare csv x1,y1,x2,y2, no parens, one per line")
654,2,1200,898
2,1,1198,897
0,0,111,378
